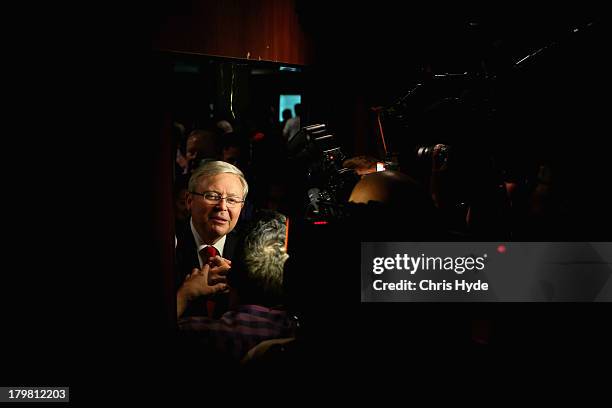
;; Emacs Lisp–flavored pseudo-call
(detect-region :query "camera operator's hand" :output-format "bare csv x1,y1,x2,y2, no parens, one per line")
177,264,229,318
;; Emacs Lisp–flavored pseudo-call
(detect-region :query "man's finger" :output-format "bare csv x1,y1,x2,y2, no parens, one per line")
209,276,228,285
200,264,210,280
209,255,231,265
210,266,230,276
210,282,229,294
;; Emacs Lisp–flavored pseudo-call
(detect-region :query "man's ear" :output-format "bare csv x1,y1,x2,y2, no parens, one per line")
186,192,193,211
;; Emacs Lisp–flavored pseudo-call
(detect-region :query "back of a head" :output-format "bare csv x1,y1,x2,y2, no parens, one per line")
216,120,234,134
231,210,289,306
348,170,423,206
187,129,219,160
348,170,440,239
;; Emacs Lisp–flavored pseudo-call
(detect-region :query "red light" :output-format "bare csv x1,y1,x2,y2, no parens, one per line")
313,221,328,225
252,132,265,142
497,244,506,253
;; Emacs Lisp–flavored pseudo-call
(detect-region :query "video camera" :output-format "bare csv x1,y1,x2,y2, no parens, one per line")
287,124,360,222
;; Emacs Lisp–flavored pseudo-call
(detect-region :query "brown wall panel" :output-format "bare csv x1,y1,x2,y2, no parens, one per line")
153,0,311,65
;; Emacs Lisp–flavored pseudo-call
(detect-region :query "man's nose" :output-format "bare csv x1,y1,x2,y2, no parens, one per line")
215,198,228,211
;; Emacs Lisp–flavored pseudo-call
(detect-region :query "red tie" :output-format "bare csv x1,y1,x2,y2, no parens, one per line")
202,246,219,317
203,245,219,261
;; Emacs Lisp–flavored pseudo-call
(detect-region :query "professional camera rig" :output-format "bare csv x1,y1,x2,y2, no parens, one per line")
287,123,360,223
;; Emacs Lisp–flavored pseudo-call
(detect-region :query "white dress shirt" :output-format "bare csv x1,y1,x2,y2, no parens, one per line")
190,218,226,268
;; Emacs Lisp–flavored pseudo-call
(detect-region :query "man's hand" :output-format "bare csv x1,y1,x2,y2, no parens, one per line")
182,264,229,299
206,255,232,286
177,264,228,318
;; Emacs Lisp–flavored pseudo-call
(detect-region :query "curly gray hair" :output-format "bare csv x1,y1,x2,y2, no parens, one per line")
237,211,289,302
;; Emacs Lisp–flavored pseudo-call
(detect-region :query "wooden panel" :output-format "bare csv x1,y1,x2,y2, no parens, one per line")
153,0,311,65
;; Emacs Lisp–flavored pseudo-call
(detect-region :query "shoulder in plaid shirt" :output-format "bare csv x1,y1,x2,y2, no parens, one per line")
178,304,298,361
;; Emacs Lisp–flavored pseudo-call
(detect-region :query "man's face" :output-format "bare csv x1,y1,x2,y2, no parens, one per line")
187,173,244,243
186,136,202,160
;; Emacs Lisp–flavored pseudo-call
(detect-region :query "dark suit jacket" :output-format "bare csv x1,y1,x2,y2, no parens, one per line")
175,219,240,318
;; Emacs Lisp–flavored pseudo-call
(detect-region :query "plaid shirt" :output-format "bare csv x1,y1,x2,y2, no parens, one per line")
178,304,297,361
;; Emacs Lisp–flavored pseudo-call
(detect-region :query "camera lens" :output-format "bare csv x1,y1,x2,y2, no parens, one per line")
416,145,433,159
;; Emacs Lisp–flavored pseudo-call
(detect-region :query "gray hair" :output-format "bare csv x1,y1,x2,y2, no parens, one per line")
238,211,289,301
188,160,249,199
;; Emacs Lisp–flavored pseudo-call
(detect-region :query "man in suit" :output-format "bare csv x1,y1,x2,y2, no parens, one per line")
177,210,297,364
175,160,248,317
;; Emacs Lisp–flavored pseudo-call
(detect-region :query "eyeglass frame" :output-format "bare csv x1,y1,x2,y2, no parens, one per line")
189,191,245,207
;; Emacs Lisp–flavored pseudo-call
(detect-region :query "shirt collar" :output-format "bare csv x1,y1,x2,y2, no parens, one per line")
190,217,226,257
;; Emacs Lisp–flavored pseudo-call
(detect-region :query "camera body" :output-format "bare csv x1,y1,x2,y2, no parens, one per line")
288,124,360,222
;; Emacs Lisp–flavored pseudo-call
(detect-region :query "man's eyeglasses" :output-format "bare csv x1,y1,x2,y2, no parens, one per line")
190,191,244,207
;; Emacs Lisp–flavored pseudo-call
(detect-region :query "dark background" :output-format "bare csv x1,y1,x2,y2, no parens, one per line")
148,0,612,375
2,0,610,395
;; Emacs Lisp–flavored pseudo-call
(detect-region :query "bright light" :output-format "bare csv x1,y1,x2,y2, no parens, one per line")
280,66,299,72
279,94,301,122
